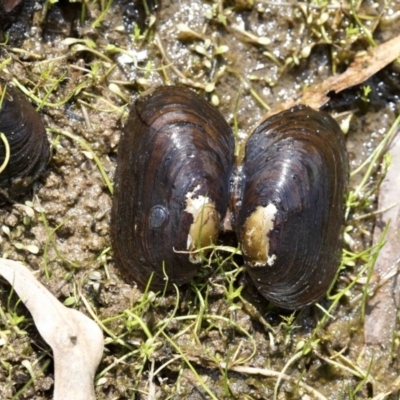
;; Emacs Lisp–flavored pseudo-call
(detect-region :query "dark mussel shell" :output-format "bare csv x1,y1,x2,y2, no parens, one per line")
235,105,348,309
0,0,23,30
111,86,234,290
0,83,50,193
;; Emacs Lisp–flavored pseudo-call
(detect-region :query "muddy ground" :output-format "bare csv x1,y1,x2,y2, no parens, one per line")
1,0,400,399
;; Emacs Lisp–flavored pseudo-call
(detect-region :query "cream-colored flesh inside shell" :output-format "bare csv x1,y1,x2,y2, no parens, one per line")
185,189,219,263
242,203,278,267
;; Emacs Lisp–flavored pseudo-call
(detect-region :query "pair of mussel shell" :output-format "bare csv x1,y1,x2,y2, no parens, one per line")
0,82,50,195
111,86,348,309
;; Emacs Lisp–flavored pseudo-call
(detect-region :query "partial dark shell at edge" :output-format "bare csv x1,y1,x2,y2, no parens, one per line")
0,84,50,193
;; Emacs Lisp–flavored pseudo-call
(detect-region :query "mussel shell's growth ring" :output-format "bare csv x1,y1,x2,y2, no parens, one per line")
236,105,348,309
111,86,234,290
0,83,50,192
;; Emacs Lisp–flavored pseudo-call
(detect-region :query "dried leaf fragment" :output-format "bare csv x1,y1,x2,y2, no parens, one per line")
0,259,103,400
364,129,400,345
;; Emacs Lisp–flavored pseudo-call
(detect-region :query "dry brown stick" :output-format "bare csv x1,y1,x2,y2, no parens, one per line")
264,34,400,117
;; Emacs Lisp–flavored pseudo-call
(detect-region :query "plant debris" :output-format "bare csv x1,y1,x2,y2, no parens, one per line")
0,259,103,400
265,34,400,117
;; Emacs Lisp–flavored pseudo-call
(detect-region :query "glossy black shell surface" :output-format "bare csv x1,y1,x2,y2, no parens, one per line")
111,86,234,290
236,105,348,309
0,84,50,191
0,0,23,31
